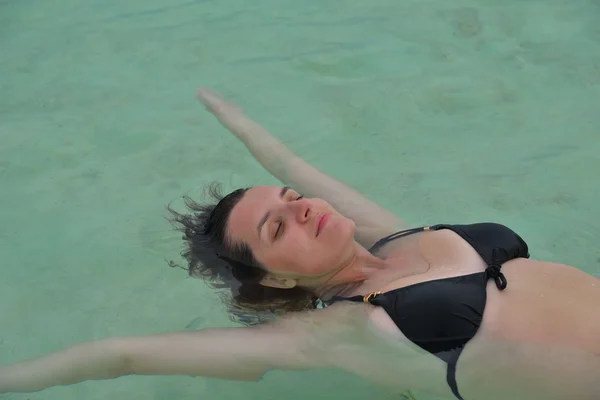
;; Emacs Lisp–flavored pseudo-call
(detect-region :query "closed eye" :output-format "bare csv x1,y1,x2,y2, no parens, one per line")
273,196,303,239
274,221,283,239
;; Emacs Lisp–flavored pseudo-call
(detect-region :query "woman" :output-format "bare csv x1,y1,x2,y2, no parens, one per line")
1,88,599,400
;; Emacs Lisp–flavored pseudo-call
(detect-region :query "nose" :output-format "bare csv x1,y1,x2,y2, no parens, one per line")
288,198,311,223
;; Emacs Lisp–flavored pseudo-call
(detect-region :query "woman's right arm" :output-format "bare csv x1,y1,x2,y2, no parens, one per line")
0,318,318,393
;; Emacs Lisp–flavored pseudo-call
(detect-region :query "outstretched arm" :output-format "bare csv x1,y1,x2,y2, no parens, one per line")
0,320,315,393
197,88,406,249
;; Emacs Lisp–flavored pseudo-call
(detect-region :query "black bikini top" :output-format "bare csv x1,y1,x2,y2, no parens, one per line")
329,222,530,400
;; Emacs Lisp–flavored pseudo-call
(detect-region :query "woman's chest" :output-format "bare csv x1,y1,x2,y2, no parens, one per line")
363,229,488,295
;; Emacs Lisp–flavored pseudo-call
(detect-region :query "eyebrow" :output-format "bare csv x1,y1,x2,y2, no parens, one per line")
256,186,290,237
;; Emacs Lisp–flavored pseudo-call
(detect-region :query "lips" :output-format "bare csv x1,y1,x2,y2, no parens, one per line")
316,214,330,236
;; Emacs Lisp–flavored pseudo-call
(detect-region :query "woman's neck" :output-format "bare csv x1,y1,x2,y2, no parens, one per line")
309,243,389,301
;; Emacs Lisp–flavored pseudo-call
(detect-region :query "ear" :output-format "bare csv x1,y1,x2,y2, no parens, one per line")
259,275,297,289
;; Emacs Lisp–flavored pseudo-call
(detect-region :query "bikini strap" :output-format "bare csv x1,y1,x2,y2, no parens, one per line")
329,292,379,304
368,225,435,254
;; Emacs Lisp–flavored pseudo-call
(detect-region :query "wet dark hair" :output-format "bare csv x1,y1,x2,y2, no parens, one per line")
167,182,320,325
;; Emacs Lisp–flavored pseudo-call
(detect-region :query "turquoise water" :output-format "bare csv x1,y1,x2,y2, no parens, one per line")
1,0,599,399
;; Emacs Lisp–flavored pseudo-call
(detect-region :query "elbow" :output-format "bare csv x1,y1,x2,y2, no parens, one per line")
97,339,135,378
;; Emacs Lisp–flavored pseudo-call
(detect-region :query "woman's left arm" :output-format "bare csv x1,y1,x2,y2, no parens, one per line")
197,88,406,249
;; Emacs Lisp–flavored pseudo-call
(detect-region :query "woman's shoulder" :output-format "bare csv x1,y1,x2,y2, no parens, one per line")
276,301,371,331
278,301,409,347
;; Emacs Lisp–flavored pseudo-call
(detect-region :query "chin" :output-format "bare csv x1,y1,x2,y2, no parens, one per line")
335,215,356,242
326,222,356,257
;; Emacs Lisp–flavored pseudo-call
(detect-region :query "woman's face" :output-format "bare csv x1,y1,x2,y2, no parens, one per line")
225,186,357,287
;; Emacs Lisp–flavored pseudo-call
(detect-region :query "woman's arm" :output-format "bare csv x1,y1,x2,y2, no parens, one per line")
197,88,406,248
0,320,316,393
